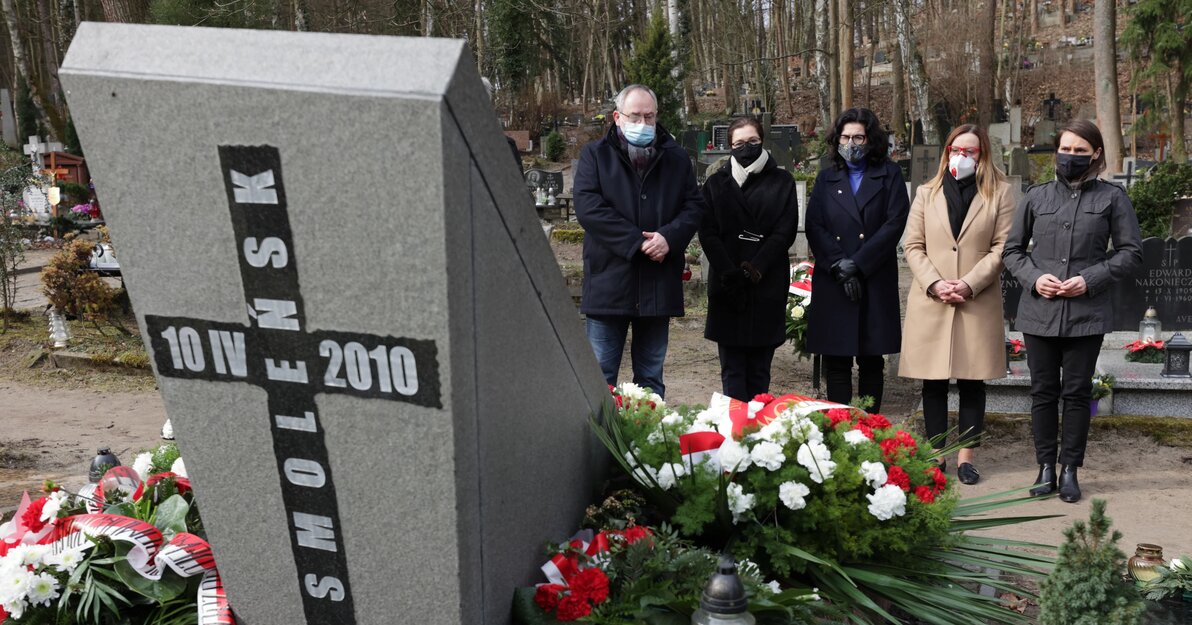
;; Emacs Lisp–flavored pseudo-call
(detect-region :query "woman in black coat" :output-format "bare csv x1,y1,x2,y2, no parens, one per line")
805,108,910,412
699,117,800,400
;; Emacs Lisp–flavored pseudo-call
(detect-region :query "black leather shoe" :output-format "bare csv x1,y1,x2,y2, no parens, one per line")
957,463,980,485
1058,466,1081,503
1030,463,1057,496
933,458,947,473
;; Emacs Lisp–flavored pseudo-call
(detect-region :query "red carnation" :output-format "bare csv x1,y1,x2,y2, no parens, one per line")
927,466,947,491
753,393,776,404
534,584,565,612
619,525,653,545
862,414,892,430
556,593,592,621
894,430,918,455
569,567,610,604
826,408,853,428
915,485,936,504
21,497,49,533
880,438,904,461
885,465,910,491
851,423,875,439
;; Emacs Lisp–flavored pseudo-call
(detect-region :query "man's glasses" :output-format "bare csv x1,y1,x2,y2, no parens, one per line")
731,138,762,149
620,112,657,124
839,134,867,145
947,146,980,158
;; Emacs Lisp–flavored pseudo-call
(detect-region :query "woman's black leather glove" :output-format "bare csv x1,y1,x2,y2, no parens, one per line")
830,259,860,282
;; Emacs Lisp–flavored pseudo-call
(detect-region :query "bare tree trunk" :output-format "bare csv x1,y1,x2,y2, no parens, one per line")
891,32,907,142
838,0,852,109
1168,60,1187,161
1,0,50,134
1093,0,1122,172
292,0,307,30
893,0,937,143
814,0,832,133
977,0,996,125
827,0,840,121
96,0,147,23
1029,0,1038,36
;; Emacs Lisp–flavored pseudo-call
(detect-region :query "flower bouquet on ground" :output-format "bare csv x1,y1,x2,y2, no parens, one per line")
0,443,232,625
785,262,813,358
1091,373,1115,401
591,384,1058,625
1125,339,1165,363
1008,338,1026,361
1142,555,1192,602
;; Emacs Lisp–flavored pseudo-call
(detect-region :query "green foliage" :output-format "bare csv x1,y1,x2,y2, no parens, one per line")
149,0,264,27
543,131,566,162
624,10,682,132
64,116,83,156
1038,499,1145,625
488,0,540,92
1142,555,1192,601
59,182,90,206
551,228,584,244
41,240,127,332
1128,161,1192,239
151,442,182,474
1121,0,1192,157
1092,374,1116,401
1,163,32,328
16,80,42,140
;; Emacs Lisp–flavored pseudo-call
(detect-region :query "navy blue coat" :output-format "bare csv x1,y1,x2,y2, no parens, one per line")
573,125,705,317
804,160,910,356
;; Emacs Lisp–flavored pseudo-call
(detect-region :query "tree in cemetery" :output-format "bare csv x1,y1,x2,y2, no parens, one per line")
488,0,541,95
1038,499,1145,625
1094,0,1124,173
625,9,682,132
0,163,31,331
1121,0,1191,162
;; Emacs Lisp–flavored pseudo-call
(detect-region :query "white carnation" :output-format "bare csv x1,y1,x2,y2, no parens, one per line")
170,457,188,478
754,417,789,443
131,452,154,481
39,490,70,524
692,409,723,430
661,411,683,426
618,382,647,399
656,463,687,490
749,441,786,471
718,439,753,472
778,481,811,511
725,483,755,522
843,429,870,446
796,441,837,483
25,572,60,606
790,416,824,444
867,484,908,521
858,461,888,489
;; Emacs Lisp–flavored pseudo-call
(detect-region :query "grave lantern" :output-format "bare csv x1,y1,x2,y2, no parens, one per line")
1139,306,1162,343
1160,333,1192,378
692,556,755,625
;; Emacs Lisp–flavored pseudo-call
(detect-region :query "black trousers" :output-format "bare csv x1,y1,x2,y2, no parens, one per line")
718,344,778,402
922,379,986,448
823,355,885,412
1023,333,1104,467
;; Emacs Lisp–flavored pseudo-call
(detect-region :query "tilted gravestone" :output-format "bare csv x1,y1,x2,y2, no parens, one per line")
61,23,609,625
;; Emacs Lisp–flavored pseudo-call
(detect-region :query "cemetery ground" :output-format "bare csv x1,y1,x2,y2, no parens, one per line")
1,236,1191,611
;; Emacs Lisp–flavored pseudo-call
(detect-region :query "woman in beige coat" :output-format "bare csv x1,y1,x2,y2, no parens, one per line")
899,124,1016,485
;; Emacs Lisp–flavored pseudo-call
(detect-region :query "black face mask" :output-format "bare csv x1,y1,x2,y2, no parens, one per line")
1056,152,1093,181
732,142,764,167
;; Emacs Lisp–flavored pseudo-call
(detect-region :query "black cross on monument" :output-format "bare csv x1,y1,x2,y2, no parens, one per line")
143,145,442,625
1163,239,1179,269
914,147,938,185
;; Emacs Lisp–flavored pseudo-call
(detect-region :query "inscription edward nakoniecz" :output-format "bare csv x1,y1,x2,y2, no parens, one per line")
144,145,442,625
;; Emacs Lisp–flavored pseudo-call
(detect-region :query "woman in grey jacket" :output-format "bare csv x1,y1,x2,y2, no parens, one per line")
1002,119,1143,503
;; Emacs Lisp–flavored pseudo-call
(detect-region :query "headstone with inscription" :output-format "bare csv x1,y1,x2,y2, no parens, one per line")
1008,147,1031,180
909,145,941,190
1113,237,1192,331
1032,120,1058,149
62,23,608,625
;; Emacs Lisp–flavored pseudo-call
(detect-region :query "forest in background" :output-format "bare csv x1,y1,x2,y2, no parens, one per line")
0,0,1188,169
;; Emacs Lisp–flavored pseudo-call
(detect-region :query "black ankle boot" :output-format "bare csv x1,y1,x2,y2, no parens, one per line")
1058,466,1081,503
1030,463,1057,496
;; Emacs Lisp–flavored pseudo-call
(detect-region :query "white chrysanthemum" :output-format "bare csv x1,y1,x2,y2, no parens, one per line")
867,484,908,521
131,452,153,481
796,441,837,483
8,544,48,568
170,457,188,478
778,481,811,510
725,483,755,522
843,429,870,446
1,599,26,620
858,461,888,489
655,463,687,490
0,564,32,604
749,441,786,471
44,546,87,573
661,411,683,426
718,439,753,472
25,572,59,606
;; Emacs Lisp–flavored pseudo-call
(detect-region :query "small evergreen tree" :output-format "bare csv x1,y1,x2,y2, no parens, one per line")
16,80,42,141
624,10,682,132
544,131,566,162
1039,499,1145,625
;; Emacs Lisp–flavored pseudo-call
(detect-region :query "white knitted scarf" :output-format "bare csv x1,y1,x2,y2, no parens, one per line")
730,148,769,187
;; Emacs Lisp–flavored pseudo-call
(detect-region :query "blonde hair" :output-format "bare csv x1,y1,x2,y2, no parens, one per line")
924,124,1008,206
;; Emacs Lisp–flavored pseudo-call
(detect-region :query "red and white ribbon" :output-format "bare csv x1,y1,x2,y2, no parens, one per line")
679,431,726,471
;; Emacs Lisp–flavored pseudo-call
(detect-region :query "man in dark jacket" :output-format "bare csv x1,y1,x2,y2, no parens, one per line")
573,84,705,398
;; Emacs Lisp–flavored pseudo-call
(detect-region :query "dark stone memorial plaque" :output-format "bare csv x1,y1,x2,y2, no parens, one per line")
910,145,941,190
1114,237,1192,331
62,23,608,625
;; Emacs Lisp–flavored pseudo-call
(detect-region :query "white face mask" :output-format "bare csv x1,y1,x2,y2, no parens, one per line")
948,154,977,181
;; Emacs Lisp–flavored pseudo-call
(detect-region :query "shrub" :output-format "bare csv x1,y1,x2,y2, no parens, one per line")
1129,161,1192,239
552,229,584,244
1038,499,1145,625
544,131,566,162
40,239,127,332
